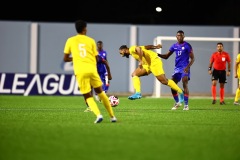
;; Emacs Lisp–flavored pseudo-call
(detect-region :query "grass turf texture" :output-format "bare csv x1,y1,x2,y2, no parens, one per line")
0,95,240,160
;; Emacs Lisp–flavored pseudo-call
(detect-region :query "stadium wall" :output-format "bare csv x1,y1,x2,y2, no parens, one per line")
0,21,239,96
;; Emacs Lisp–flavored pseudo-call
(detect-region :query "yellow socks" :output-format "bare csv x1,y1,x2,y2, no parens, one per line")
167,79,183,93
86,97,100,116
133,76,141,93
98,92,115,117
234,88,240,102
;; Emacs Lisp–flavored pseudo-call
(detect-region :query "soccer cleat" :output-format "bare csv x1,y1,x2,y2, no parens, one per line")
110,116,117,122
212,100,216,104
94,115,103,123
234,102,240,105
220,101,226,105
128,92,142,100
84,107,92,112
171,102,182,110
183,105,189,110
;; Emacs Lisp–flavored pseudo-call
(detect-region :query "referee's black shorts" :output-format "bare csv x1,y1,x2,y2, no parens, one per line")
211,69,227,83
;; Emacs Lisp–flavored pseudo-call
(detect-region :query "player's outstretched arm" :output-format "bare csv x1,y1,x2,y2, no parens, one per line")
158,51,173,59
145,44,162,50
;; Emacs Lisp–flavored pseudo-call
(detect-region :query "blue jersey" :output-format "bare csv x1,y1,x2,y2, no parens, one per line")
97,49,109,92
169,41,193,73
97,50,107,75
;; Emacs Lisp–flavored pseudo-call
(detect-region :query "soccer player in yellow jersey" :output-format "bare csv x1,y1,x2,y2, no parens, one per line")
119,44,183,100
234,53,240,105
63,20,117,123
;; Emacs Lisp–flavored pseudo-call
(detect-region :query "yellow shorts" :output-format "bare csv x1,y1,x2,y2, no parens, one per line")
75,69,102,94
144,57,165,76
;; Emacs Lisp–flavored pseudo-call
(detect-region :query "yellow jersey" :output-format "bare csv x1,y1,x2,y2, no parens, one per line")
129,45,159,66
64,34,98,74
236,53,240,77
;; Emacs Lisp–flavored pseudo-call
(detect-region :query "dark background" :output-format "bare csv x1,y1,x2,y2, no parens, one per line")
1,0,240,26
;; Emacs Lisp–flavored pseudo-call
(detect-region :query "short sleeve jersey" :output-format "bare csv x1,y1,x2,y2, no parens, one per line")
169,41,193,73
210,51,231,70
236,53,240,77
97,49,107,74
64,34,98,74
129,45,159,65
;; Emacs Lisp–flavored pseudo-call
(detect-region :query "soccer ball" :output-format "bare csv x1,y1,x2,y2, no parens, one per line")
109,95,119,107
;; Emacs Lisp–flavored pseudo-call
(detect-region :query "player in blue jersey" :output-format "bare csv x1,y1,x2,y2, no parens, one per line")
95,41,112,101
84,41,112,112
158,30,195,110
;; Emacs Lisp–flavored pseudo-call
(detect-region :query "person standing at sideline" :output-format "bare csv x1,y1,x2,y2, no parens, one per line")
118,44,184,101
234,52,240,105
84,41,112,112
208,42,231,105
158,30,195,111
63,19,117,123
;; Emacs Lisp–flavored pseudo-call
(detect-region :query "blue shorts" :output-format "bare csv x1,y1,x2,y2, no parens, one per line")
172,72,190,82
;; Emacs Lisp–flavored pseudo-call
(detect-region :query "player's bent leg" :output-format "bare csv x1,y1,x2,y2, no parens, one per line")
128,68,148,100
97,90,116,119
167,79,183,94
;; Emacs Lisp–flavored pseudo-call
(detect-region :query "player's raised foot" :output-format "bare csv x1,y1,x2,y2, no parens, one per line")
94,115,103,124
183,105,189,110
84,107,92,112
110,116,117,123
128,92,142,100
171,102,182,110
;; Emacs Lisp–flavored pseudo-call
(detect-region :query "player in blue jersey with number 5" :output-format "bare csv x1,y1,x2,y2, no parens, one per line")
158,30,195,111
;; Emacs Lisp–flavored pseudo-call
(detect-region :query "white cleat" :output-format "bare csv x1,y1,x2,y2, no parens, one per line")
94,115,103,123
110,116,117,122
171,102,182,110
183,105,189,111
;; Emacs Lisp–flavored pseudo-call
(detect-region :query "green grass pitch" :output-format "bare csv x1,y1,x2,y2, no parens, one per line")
0,95,240,160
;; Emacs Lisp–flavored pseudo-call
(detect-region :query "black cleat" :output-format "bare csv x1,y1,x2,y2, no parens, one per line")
220,101,226,105
212,100,216,104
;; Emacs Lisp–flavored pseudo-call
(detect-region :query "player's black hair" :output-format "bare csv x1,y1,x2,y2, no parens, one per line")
75,20,87,33
177,30,184,34
97,41,103,44
217,42,223,46
119,45,129,58
119,45,128,50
